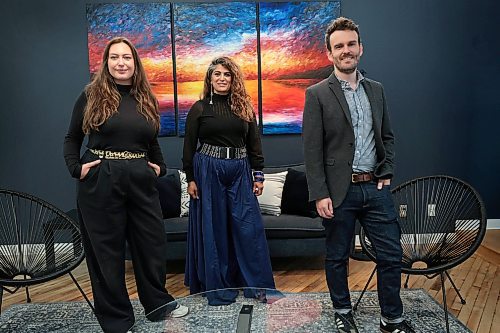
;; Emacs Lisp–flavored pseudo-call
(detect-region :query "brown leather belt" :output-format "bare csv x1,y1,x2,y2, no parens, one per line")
351,172,375,183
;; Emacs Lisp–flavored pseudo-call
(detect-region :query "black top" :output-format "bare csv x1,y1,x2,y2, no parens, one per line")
63,84,166,179
182,93,264,182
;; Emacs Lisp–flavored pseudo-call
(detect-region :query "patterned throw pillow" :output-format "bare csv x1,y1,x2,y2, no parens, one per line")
257,171,288,216
178,170,190,217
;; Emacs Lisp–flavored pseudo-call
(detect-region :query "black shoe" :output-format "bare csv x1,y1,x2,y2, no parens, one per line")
334,311,359,333
380,319,415,333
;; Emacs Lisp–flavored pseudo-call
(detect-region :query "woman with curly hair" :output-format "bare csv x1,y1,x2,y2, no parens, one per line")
63,37,187,333
183,56,275,305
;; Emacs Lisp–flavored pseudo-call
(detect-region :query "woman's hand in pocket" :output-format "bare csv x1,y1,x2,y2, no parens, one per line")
80,160,101,180
148,162,160,177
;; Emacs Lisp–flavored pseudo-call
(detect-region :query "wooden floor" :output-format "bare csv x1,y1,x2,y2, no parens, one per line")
2,230,499,332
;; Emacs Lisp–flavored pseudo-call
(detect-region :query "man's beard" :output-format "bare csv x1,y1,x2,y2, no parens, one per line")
335,64,357,74
335,53,359,74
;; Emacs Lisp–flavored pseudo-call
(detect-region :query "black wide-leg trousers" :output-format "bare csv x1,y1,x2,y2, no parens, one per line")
77,154,174,333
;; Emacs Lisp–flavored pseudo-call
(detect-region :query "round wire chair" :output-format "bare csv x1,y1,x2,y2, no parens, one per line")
0,189,93,313
353,175,487,333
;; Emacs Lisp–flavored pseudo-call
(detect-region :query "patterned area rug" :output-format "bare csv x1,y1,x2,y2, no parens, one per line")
0,289,471,333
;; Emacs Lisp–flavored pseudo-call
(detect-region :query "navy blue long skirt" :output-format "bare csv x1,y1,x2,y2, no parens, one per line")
184,152,275,305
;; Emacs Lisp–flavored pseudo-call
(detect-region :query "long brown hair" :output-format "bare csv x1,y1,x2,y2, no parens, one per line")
82,37,160,134
202,56,254,122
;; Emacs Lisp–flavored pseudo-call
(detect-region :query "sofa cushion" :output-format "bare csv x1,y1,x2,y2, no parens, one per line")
257,171,287,216
281,168,318,218
164,217,189,241
162,214,324,242
157,173,181,219
262,214,324,239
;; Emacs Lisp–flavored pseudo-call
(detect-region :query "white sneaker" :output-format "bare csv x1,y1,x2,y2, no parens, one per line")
170,304,189,318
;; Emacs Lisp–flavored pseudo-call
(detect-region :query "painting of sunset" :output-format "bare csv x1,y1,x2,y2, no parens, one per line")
86,3,175,136
173,2,258,135
259,1,340,134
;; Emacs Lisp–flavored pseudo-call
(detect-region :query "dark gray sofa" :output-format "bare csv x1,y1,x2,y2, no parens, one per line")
158,164,326,261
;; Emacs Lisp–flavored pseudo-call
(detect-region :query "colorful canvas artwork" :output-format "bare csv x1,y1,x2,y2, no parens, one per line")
173,2,258,135
259,1,341,134
86,3,176,136
86,1,340,136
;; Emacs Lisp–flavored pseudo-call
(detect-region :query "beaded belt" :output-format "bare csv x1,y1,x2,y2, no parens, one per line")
89,148,146,160
351,172,375,183
198,143,247,159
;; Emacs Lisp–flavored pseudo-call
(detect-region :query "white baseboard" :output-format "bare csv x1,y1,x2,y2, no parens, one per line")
353,219,499,246
487,219,500,229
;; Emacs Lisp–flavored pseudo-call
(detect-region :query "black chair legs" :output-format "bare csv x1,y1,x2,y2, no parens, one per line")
403,274,410,288
353,266,377,311
355,268,460,333
1,275,94,315
25,286,31,303
440,272,450,333
445,270,466,304
68,272,95,313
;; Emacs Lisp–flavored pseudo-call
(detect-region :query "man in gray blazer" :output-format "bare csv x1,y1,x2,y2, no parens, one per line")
303,17,414,333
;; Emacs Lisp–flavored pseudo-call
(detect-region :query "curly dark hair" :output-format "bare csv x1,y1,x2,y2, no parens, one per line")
202,56,254,122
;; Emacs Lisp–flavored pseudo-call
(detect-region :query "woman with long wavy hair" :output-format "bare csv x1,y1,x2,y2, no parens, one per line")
63,37,187,333
182,56,275,305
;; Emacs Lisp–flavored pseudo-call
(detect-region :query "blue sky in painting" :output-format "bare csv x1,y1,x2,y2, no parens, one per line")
174,2,257,64
260,1,341,54
87,3,171,58
260,1,340,28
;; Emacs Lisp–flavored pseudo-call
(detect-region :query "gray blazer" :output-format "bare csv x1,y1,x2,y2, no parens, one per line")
302,72,395,208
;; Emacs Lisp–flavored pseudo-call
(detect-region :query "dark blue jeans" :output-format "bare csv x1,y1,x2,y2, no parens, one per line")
323,181,403,320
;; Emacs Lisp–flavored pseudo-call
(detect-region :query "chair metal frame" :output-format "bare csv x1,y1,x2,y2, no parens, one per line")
0,189,94,313
353,175,487,333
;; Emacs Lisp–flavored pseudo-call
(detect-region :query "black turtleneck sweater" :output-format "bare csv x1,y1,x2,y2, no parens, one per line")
63,84,166,179
182,93,264,182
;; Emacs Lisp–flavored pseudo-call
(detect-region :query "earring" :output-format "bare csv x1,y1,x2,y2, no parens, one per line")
209,84,213,105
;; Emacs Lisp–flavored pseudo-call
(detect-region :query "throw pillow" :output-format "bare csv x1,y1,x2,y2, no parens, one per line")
257,171,288,216
156,173,181,219
281,168,318,218
178,170,190,217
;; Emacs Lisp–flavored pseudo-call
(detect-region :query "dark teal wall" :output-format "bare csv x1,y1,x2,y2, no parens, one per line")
1,0,499,217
